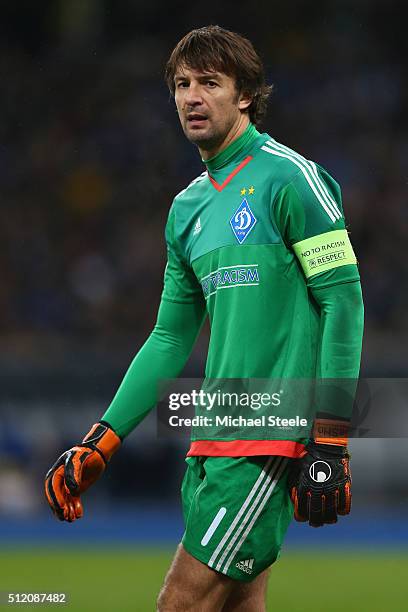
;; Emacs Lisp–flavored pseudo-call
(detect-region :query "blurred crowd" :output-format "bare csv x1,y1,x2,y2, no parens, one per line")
0,1,406,376
0,1,407,512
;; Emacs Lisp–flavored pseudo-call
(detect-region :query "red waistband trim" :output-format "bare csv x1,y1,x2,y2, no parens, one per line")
187,439,306,458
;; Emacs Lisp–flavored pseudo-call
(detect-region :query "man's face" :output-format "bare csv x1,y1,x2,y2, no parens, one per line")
174,65,250,153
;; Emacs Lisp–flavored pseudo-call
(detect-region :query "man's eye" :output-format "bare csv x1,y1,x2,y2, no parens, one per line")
206,81,217,87
177,82,189,88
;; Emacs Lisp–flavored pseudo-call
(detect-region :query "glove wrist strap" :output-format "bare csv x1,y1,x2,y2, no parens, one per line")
313,418,349,447
82,422,121,462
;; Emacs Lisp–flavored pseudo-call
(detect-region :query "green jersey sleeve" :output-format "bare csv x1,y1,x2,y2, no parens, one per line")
101,206,207,438
272,165,364,425
101,297,206,437
309,280,364,423
162,205,203,303
273,166,360,289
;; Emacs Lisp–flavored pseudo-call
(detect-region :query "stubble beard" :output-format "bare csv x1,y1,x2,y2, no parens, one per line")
183,116,235,155
184,122,220,150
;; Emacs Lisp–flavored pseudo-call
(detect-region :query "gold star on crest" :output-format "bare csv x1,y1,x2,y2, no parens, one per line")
240,188,247,196
248,186,255,195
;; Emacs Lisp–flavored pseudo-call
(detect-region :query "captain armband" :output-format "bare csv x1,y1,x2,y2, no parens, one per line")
292,229,357,279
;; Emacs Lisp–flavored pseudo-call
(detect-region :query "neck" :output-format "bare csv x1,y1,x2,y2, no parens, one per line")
203,122,259,173
199,115,250,160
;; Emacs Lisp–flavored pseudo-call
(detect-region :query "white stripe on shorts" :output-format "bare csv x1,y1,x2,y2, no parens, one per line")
215,457,285,572
208,456,282,571
222,458,288,573
201,507,227,546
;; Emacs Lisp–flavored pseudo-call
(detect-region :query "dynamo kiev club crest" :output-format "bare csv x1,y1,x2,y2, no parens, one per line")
230,199,257,244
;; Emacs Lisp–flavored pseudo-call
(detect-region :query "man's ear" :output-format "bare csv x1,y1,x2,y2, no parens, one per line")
238,91,252,111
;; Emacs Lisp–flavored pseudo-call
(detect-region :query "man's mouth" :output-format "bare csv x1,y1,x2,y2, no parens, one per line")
187,113,208,127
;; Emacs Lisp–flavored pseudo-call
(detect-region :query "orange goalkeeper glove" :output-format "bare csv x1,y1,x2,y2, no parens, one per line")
44,422,121,522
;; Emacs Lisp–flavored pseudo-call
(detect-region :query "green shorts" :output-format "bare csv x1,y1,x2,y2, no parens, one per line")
181,455,293,582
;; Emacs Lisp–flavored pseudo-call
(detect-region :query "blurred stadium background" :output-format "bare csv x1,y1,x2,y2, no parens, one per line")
0,1,407,609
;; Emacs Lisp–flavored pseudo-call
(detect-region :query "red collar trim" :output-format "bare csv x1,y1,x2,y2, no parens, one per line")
208,155,253,192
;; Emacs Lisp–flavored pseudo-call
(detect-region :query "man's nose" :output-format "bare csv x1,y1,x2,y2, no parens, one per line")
184,83,203,107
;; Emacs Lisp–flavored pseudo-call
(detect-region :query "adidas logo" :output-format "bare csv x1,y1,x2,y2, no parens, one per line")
235,558,254,574
193,217,202,235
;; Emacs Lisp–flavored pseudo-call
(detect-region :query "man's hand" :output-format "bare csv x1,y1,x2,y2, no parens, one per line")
289,441,351,528
44,422,121,522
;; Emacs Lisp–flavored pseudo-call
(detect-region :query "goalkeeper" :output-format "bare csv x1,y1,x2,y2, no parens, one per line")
45,26,364,612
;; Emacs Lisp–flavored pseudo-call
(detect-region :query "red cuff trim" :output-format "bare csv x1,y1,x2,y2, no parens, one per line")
187,439,306,458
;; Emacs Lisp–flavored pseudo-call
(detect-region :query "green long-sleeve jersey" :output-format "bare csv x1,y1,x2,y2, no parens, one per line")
103,123,364,457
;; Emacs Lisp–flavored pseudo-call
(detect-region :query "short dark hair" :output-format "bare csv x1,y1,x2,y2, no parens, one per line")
165,25,272,127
